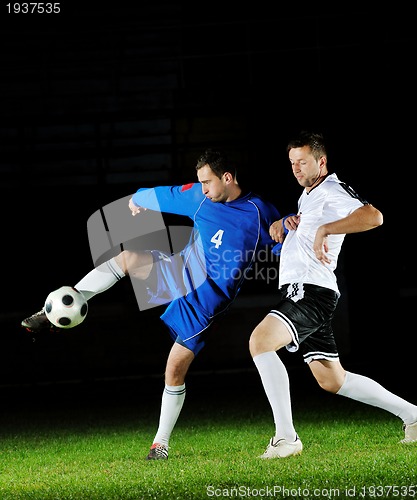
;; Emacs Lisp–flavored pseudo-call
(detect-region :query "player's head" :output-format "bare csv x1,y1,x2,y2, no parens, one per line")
286,131,327,162
195,149,237,179
196,149,240,203
287,131,328,190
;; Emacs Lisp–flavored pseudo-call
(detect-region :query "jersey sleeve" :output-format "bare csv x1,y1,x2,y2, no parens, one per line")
258,199,281,242
265,202,281,227
131,183,204,217
330,181,366,217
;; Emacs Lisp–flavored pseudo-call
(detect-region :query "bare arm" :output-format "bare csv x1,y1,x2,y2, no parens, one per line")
314,204,383,264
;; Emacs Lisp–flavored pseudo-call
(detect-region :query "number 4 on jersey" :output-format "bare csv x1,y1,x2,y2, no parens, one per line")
210,229,224,249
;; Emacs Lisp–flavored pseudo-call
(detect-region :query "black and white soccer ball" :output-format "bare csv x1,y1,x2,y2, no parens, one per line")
44,286,88,329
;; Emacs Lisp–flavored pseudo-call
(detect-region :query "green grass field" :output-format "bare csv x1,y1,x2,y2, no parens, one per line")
0,370,415,500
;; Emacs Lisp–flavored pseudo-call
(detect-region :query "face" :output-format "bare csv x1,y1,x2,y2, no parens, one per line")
197,164,230,203
289,146,327,191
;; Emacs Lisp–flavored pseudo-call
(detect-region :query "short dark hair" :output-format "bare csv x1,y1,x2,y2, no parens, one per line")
287,131,327,162
196,149,237,179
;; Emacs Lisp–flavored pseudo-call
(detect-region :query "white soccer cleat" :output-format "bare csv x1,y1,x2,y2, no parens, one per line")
401,421,417,443
259,436,303,459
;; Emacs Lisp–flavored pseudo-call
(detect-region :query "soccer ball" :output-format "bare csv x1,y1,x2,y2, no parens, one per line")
44,286,88,329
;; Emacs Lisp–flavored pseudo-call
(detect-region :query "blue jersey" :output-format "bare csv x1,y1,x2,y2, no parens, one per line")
131,183,280,353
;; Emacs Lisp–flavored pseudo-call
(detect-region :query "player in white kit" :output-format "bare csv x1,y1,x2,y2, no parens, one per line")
250,131,417,458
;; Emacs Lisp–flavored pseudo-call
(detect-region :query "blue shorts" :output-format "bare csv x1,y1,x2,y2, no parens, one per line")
146,250,222,356
146,250,187,305
268,283,339,364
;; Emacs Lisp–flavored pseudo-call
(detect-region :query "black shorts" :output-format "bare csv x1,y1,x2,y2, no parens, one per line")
268,283,339,364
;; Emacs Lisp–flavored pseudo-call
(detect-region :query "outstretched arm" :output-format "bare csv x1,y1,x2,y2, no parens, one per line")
129,197,148,216
314,204,383,264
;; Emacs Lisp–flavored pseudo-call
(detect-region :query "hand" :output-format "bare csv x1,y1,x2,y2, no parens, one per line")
270,215,300,242
128,197,147,216
269,219,285,243
284,214,301,231
313,226,331,265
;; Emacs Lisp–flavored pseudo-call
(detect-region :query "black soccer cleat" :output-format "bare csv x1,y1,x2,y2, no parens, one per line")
21,308,60,333
146,443,168,460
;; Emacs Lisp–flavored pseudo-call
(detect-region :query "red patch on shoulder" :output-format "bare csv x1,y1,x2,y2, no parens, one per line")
181,183,194,191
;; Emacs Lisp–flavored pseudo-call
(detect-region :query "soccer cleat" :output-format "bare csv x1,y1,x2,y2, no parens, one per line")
146,443,168,460
259,436,303,459
401,421,417,443
21,308,60,333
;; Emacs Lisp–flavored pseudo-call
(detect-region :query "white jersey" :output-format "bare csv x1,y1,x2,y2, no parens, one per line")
279,173,366,294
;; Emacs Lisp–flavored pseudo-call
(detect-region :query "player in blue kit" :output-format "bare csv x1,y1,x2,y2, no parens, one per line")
22,148,283,460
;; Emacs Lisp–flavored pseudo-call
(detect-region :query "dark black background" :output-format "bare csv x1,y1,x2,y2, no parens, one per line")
0,2,413,393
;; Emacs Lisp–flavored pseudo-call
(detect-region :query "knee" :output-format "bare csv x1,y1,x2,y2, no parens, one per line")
115,250,130,275
317,379,341,394
165,346,194,386
249,326,262,357
316,372,345,394
165,362,188,386
249,324,271,358
249,317,290,358
116,250,152,279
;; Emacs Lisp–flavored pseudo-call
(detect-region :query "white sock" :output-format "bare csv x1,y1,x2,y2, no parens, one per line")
74,258,125,301
337,371,417,424
153,384,186,447
253,351,297,442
